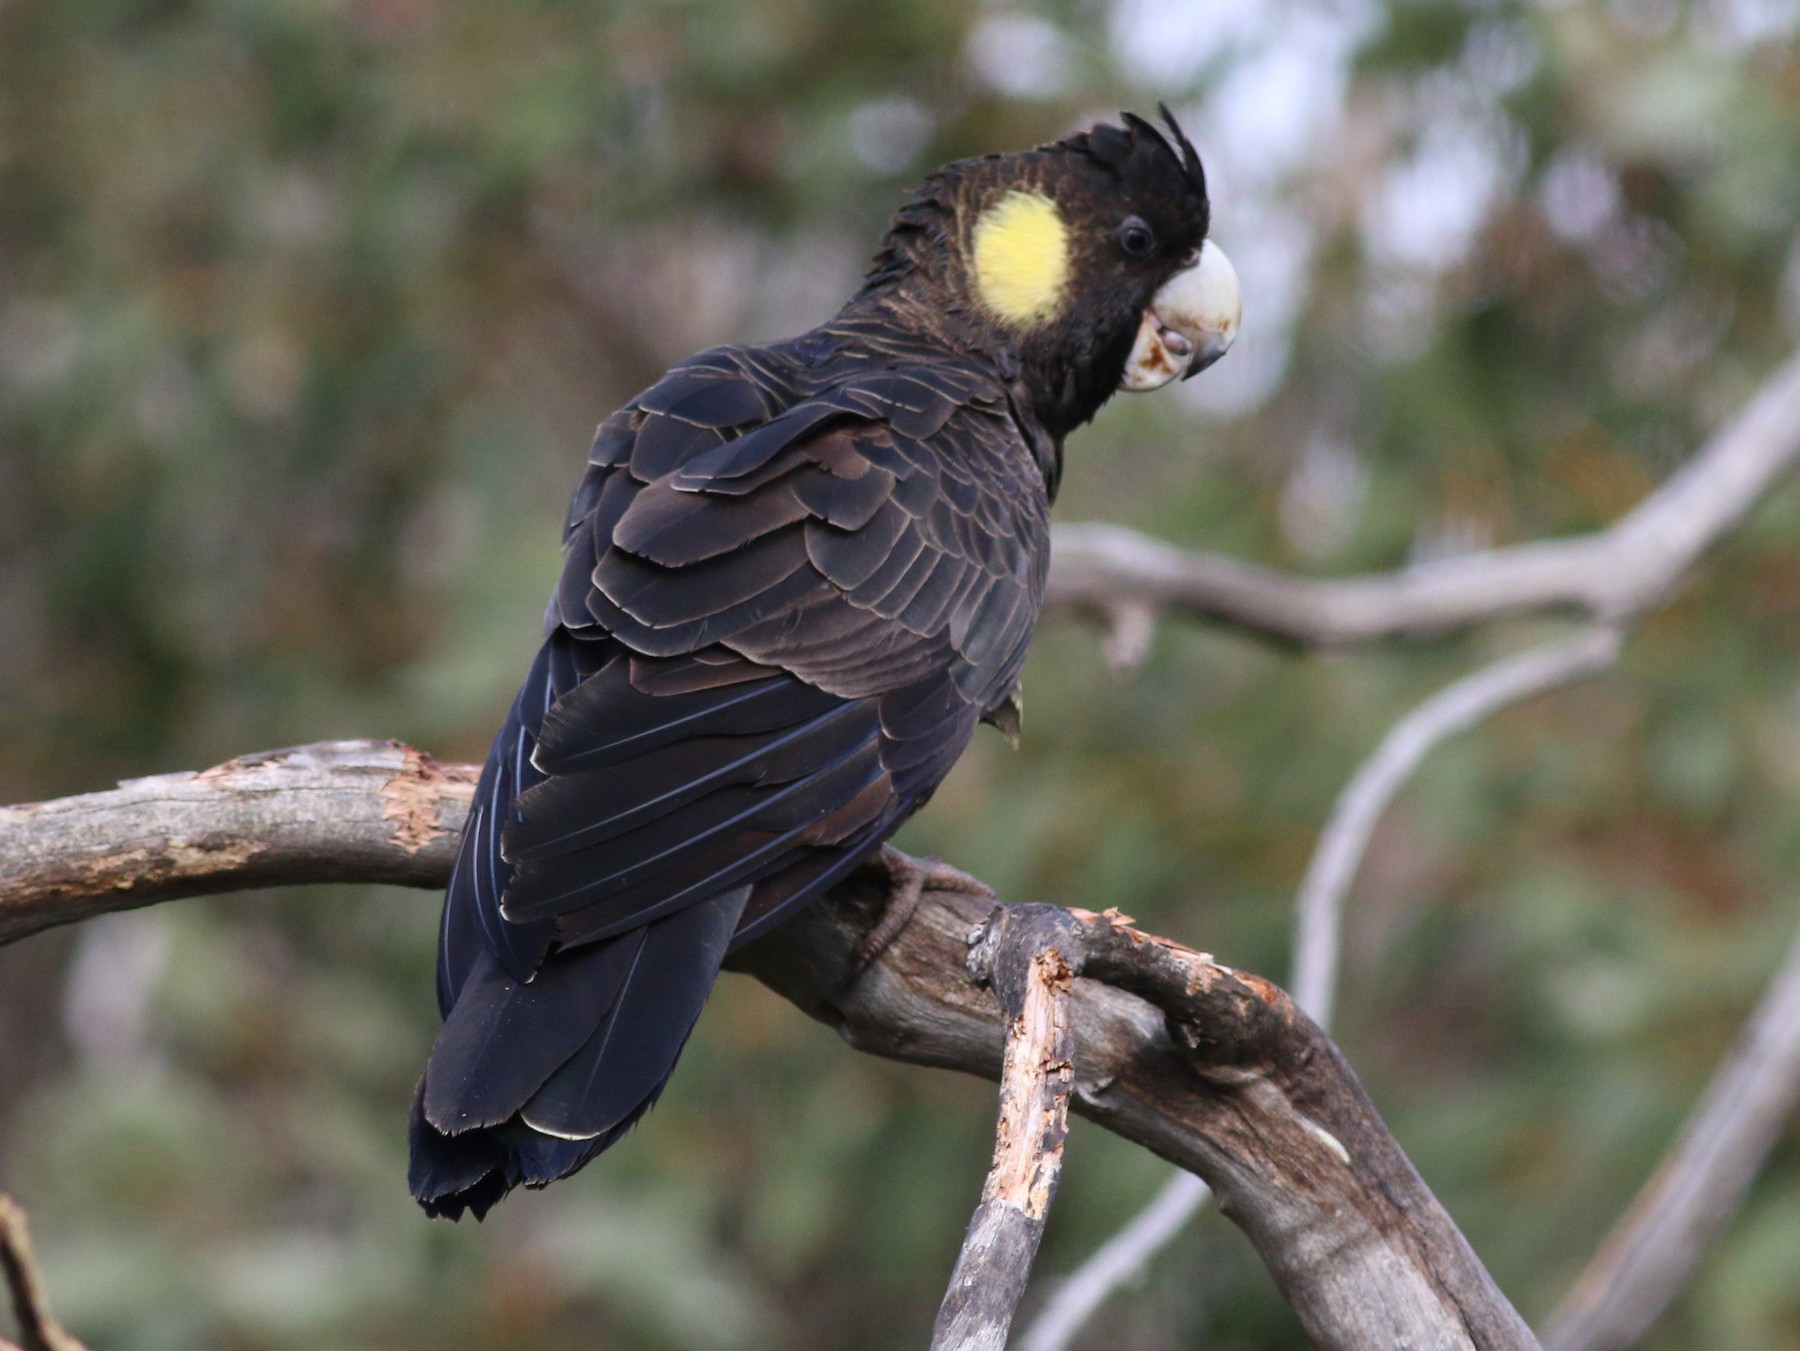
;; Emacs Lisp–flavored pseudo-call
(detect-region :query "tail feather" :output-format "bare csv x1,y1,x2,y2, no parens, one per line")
408,885,749,1219
421,938,641,1134
521,886,747,1140
408,1084,594,1221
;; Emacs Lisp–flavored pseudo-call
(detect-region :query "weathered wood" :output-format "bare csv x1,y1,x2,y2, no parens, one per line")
0,741,475,946
736,879,1538,1350
932,906,1084,1351
1,743,1538,1351
1073,914,1535,1349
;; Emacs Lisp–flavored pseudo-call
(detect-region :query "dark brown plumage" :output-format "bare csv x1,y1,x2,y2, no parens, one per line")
410,110,1222,1220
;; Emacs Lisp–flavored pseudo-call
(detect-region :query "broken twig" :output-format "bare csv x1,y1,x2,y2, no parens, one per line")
932,905,1087,1351
0,1196,87,1351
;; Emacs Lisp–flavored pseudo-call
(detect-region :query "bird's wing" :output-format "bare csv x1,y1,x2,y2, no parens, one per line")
419,347,1046,1175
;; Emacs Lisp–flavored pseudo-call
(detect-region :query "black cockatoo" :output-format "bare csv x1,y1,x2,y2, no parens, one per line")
410,109,1240,1219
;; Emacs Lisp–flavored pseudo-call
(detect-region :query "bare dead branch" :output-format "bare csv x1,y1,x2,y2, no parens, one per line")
1053,911,1538,1348
1046,349,1800,647
1,745,1537,1351
1097,600,1159,677
1542,911,1800,1351
1013,340,1800,1348
6,344,1791,1351
0,741,476,947
1291,625,1622,1021
0,1196,88,1351
1015,341,1800,1346
933,906,1084,1351
1020,627,1622,1350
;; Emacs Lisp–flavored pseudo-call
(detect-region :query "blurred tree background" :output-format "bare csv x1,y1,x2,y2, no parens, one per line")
3,0,1800,1346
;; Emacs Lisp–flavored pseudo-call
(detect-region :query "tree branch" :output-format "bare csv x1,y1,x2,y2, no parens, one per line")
1017,1170,1210,1351
1542,908,1800,1351
933,906,1083,1351
1015,345,1800,1350
0,744,1537,1351
1045,349,1800,647
0,741,476,947
1290,625,1622,1021
15,350,1795,1347
1018,628,1622,1351
0,1196,87,1351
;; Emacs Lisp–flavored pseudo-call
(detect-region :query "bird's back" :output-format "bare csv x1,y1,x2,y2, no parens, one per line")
410,322,1052,1219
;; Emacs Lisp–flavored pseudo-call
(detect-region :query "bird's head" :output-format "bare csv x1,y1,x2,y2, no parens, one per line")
862,107,1240,440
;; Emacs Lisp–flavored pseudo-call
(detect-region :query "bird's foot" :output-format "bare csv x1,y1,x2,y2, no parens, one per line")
853,845,995,973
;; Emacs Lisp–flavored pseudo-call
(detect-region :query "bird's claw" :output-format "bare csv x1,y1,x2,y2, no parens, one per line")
851,846,995,973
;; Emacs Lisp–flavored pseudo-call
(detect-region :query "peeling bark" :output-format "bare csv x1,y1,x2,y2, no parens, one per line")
933,906,1082,1351
0,741,475,946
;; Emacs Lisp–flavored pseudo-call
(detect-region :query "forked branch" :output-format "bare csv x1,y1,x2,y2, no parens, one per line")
1025,346,1800,1349
1,744,1536,1351
1020,626,1623,1351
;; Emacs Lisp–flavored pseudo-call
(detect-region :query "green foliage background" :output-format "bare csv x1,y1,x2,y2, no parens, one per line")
3,0,1799,1346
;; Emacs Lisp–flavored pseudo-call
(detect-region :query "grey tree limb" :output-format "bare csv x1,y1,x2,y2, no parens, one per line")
1046,349,1800,648
0,740,475,948
0,1195,88,1351
0,744,1537,1351
933,906,1084,1351
1017,348,1800,1351
1018,627,1621,1351
1542,910,1800,1351
12,353,1799,1348
1289,625,1623,1022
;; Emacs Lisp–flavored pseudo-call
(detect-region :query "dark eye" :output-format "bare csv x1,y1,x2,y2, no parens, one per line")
1117,217,1156,258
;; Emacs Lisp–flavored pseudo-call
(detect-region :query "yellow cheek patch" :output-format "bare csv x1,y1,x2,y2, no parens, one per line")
971,190,1070,328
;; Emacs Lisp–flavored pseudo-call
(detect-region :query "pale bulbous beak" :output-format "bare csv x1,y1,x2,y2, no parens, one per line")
1120,240,1242,392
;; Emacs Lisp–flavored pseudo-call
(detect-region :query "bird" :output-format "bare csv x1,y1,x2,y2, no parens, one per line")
409,108,1240,1220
